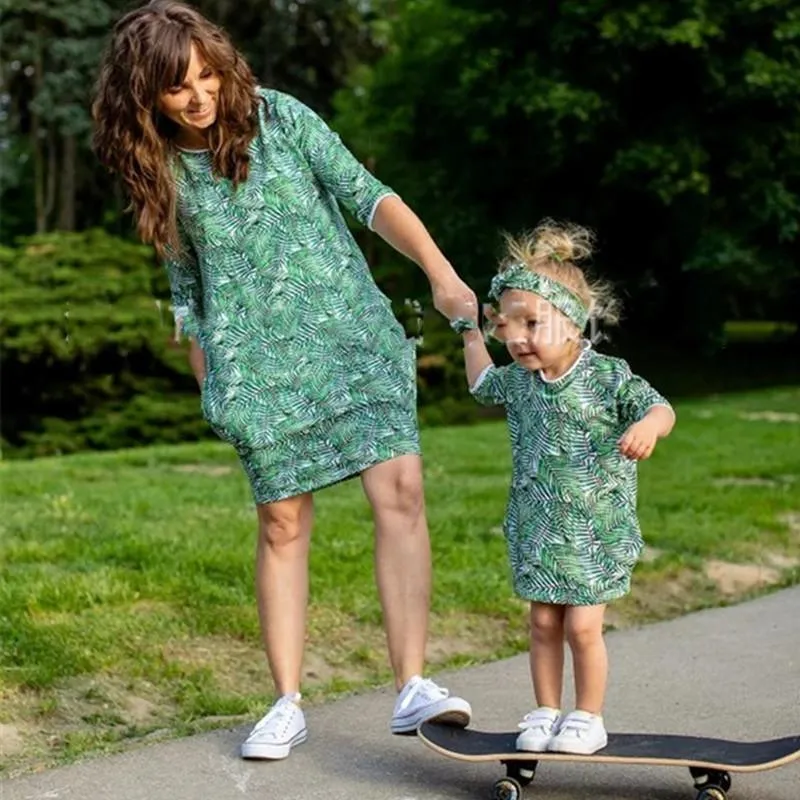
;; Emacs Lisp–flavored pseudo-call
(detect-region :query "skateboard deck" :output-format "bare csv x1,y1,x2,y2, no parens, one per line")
418,722,800,800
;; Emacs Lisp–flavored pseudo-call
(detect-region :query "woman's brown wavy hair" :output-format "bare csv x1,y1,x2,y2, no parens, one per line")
92,0,259,259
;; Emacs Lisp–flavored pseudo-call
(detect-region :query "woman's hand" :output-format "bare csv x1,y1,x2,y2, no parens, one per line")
430,269,479,324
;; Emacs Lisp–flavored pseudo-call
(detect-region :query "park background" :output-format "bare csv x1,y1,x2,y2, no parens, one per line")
1,0,799,778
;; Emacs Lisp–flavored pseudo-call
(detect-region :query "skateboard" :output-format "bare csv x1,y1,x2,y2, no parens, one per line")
418,721,800,800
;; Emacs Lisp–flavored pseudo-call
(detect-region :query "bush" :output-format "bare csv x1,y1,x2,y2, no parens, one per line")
1,229,214,457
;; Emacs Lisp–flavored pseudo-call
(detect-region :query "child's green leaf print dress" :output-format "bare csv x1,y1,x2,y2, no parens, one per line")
165,88,419,504
471,342,673,606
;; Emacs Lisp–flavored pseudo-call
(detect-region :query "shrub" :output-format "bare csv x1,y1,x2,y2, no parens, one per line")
0,229,214,457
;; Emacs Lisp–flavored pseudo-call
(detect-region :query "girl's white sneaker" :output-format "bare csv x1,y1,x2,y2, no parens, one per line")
516,707,562,752
547,709,608,755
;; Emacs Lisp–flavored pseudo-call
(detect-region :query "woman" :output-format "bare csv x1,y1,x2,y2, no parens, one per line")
92,0,475,759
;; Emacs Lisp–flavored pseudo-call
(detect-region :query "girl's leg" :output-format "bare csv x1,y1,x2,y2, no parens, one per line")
564,604,608,714
516,603,566,751
547,604,608,755
254,492,314,695
529,602,566,708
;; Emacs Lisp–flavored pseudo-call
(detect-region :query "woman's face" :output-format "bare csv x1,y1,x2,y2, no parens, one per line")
157,42,221,146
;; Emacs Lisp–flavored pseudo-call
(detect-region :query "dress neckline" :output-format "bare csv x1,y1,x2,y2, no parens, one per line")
534,340,592,392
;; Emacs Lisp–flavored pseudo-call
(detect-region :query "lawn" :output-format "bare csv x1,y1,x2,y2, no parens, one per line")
1,386,799,775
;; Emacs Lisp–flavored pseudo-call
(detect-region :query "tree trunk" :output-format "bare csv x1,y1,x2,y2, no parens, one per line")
44,129,58,230
57,134,77,231
32,114,46,233
33,20,49,232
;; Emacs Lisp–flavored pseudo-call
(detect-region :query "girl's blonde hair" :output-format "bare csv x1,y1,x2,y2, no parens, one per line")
500,219,621,327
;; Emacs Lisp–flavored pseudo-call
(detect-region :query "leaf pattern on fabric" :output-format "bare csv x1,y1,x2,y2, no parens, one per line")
162,88,419,504
470,342,672,605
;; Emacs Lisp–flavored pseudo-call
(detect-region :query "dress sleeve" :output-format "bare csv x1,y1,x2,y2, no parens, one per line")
269,90,397,229
615,360,673,427
164,219,203,342
470,364,511,406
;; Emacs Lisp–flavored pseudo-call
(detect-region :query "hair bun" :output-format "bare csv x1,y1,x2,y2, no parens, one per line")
532,218,593,264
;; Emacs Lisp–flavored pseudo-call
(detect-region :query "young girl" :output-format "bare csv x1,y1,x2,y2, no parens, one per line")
453,220,675,755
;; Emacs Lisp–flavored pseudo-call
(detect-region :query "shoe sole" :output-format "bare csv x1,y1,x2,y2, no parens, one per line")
548,736,608,755
516,740,551,753
241,729,308,759
391,701,472,735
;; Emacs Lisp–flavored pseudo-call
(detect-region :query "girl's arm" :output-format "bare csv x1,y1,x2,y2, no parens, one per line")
462,328,494,389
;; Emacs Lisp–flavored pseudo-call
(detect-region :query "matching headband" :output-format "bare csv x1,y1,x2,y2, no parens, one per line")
488,263,589,330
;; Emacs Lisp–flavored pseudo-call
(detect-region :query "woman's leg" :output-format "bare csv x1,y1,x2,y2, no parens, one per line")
360,454,430,686
360,453,471,731
564,604,608,714
255,492,314,695
529,602,566,708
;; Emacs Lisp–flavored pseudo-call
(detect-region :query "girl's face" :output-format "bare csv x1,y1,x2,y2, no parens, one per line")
157,43,221,147
491,289,580,376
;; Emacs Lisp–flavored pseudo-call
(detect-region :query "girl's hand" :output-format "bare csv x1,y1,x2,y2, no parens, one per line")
619,418,660,460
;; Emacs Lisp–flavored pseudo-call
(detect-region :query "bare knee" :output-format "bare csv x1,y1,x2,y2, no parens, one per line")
565,618,604,651
530,605,564,645
372,461,425,521
257,496,311,552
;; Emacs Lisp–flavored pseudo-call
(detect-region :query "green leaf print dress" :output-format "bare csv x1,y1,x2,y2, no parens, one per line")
471,342,673,606
164,88,419,504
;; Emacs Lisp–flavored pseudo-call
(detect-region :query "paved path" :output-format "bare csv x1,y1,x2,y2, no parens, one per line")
3,587,799,800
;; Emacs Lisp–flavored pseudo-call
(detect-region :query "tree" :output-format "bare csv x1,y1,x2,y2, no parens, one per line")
1,0,119,237
0,0,392,243
335,0,800,348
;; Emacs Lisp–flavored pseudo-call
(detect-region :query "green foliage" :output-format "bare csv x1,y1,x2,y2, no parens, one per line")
0,230,214,457
335,0,800,348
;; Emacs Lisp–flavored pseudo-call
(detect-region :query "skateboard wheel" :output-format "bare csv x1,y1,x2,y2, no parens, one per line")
691,767,732,799
696,789,727,800
506,761,536,787
491,777,523,800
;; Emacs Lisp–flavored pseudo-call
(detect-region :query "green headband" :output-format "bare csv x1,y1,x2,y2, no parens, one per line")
488,263,589,330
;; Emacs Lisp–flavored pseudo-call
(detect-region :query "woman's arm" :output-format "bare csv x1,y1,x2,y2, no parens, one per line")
274,92,477,320
188,337,205,389
371,195,454,285
371,195,477,319
163,219,205,390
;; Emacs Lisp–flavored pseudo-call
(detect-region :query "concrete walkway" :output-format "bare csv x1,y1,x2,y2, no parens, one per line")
3,587,799,800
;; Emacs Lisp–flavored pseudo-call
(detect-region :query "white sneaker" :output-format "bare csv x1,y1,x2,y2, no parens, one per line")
390,675,472,734
516,707,562,752
241,693,307,759
547,709,608,754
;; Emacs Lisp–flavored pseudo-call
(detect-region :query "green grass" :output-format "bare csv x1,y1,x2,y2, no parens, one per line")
723,320,797,342
1,386,799,774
